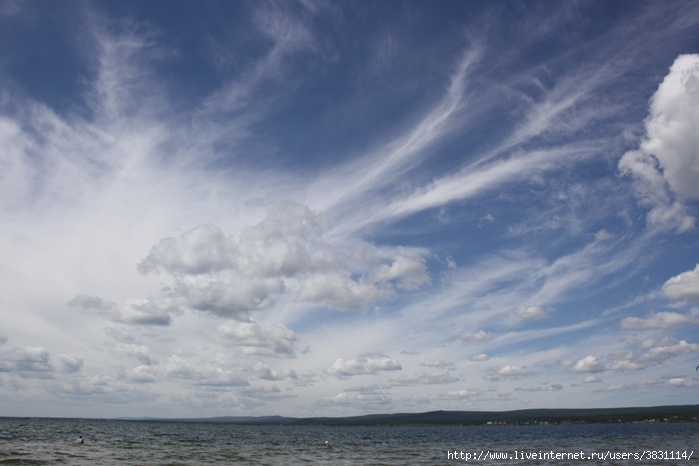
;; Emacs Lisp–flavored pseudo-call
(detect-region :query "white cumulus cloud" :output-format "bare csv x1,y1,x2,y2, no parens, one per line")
133,201,431,317
217,321,307,358
619,54,699,232
573,355,606,373
642,54,699,200
662,264,699,301
517,305,552,319
609,340,699,371
620,311,699,330
484,365,532,381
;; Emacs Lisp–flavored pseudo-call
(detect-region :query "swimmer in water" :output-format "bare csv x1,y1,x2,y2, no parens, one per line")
76,436,84,444
324,440,332,448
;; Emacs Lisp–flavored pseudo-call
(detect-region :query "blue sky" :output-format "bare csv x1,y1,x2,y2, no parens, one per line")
1,1,699,418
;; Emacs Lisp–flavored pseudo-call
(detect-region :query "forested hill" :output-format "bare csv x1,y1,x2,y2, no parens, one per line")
125,405,699,426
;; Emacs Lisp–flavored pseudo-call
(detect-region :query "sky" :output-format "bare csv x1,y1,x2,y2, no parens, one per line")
1,0,699,419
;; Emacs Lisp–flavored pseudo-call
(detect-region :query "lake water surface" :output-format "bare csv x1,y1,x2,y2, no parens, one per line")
0,418,697,465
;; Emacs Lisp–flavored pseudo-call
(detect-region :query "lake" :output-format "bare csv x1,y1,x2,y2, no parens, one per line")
0,418,696,465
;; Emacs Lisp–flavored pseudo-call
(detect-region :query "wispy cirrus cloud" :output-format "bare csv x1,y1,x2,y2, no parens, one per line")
313,49,482,220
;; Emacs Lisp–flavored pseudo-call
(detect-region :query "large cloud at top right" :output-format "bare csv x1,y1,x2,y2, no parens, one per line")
619,54,699,231
642,54,699,199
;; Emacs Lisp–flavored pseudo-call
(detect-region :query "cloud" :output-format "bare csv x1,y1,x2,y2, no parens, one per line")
582,375,601,384
639,337,678,349
326,352,402,378
137,224,238,275
641,340,699,363
217,321,307,358
443,389,484,400
316,391,392,408
484,365,533,381
517,305,552,320
201,5,313,117
0,0,22,17
389,371,459,386
662,264,699,301
311,49,481,219
420,360,455,369
370,249,432,291
160,355,197,380
667,377,699,388
456,330,492,342
69,295,117,317
135,202,431,316
619,54,699,232
315,383,400,410
497,365,532,377
343,383,392,393
165,275,285,320
236,386,297,408
56,374,156,404
253,6,312,56
599,379,664,392
296,272,394,310
115,344,154,365
595,229,613,241
124,365,157,383
515,383,563,393
69,295,172,326
470,353,489,362
356,146,594,232
599,376,699,392
618,150,694,232
296,246,430,309
0,346,52,374
642,55,699,200
609,340,699,371
573,356,606,373
608,360,644,372
620,311,699,330
254,363,298,381
139,202,331,278
159,355,249,387
58,355,84,374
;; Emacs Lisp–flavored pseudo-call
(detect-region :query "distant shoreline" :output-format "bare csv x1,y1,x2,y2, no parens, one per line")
4,404,699,426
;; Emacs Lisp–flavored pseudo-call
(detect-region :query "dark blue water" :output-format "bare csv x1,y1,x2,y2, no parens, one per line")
0,418,697,465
